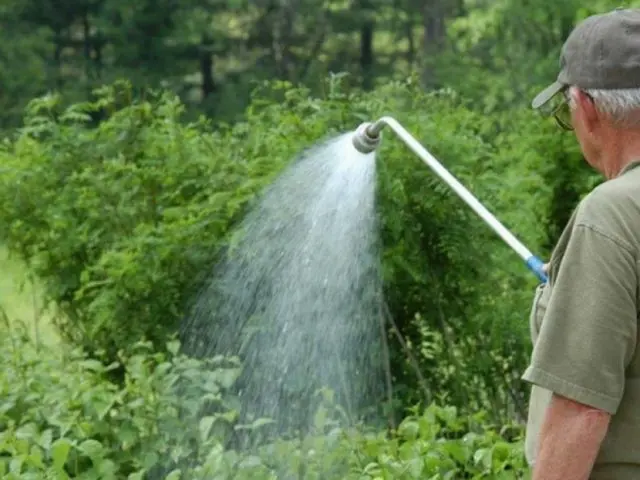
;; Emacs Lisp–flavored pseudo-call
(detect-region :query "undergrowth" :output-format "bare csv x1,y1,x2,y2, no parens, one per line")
0,329,529,479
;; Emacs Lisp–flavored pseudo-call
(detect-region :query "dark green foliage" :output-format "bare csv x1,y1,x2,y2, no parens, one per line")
0,327,528,479
0,76,597,425
1,81,270,358
0,0,632,130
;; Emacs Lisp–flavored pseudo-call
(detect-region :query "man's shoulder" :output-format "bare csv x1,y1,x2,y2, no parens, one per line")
576,170,640,220
570,172,640,253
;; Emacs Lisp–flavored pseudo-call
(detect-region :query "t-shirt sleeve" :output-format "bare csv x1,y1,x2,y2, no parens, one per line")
521,222,638,415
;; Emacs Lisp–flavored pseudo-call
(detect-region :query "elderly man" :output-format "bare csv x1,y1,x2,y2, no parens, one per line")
523,7,640,480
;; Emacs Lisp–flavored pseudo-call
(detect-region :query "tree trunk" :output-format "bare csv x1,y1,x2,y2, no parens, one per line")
200,34,216,98
421,0,446,88
360,18,374,90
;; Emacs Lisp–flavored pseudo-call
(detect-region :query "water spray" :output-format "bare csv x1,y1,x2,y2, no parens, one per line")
352,116,548,283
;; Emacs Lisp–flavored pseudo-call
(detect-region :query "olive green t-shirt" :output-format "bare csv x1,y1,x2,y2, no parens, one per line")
523,161,640,479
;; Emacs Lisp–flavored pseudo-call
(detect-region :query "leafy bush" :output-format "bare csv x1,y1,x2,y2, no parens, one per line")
0,327,529,479
0,81,278,357
0,75,591,422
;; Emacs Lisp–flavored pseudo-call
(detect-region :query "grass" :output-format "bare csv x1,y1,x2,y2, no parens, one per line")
0,245,59,345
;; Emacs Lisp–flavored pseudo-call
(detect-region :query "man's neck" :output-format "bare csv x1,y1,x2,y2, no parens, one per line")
601,129,640,178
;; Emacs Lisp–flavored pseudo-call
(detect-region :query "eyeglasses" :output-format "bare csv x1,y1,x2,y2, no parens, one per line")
549,90,573,131
540,88,596,131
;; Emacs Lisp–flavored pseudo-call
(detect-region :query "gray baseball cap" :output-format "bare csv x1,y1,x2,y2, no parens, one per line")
532,8,640,110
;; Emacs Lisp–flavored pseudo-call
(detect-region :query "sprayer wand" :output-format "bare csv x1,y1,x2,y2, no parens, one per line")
351,116,548,283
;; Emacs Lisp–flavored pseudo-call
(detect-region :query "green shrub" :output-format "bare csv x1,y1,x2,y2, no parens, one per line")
0,75,588,421
0,328,529,479
0,82,276,357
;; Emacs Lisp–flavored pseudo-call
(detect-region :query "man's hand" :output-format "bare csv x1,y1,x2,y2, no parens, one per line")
533,393,610,480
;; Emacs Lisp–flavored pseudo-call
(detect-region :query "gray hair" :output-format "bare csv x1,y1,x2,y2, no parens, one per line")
569,87,640,127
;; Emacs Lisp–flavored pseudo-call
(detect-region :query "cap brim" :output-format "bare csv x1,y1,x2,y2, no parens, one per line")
531,81,565,110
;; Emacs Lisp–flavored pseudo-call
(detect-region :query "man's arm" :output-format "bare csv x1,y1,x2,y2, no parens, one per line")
533,393,610,480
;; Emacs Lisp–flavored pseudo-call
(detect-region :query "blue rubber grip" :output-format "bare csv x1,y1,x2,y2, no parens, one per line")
526,255,548,283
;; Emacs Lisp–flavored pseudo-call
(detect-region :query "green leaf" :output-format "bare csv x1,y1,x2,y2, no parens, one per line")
51,438,72,470
234,418,275,431
164,470,181,480
9,456,22,474
78,439,104,460
38,430,53,451
198,416,216,443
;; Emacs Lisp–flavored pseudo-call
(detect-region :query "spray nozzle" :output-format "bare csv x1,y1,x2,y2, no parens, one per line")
352,122,382,154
